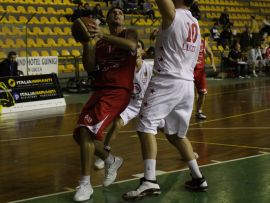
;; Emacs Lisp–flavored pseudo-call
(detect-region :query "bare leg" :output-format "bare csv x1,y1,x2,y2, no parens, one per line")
138,131,157,181
252,63,258,77
165,134,196,161
79,127,95,175
196,93,206,113
94,139,109,160
138,131,157,159
104,117,124,147
165,134,205,179
74,127,95,202
94,118,124,170
165,134,208,191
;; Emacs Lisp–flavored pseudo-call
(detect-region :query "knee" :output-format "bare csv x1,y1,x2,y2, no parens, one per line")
114,117,124,129
79,127,94,142
198,90,207,96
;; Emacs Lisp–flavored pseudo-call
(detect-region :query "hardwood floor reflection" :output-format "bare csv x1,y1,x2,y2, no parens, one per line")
1,78,270,202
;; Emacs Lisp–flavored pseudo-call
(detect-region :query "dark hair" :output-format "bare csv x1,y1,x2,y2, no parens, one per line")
184,0,194,7
106,7,125,19
138,40,144,50
8,51,16,57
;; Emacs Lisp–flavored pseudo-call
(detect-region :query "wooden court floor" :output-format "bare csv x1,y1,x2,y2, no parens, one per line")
1,77,270,203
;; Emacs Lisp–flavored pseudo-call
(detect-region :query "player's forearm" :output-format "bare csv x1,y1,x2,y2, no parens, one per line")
102,34,137,52
263,20,270,26
82,41,96,72
210,53,215,65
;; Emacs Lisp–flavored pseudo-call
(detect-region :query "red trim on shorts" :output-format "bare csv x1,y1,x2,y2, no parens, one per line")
73,88,131,142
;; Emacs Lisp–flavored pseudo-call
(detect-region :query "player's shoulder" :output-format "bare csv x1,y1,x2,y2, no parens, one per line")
174,9,200,31
176,9,198,22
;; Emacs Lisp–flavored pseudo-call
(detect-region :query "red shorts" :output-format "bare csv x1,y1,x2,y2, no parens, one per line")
73,88,131,142
194,68,207,94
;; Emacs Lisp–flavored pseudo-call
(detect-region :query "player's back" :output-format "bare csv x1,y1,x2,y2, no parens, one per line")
154,9,201,81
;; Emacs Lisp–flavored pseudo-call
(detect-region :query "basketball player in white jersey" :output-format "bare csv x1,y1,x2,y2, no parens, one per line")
93,40,157,169
123,0,207,201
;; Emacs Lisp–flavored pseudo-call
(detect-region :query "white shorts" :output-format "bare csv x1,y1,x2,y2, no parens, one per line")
120,98,165,128
137,75,194,138
120,98,142,125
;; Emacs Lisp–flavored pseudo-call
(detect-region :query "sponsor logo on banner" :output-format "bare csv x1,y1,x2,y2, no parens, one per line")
12,92,20,101
0,74,65,114
17,56,58,75
8,79,16,87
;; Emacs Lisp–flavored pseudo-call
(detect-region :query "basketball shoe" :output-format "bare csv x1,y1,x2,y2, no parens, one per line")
103,156,123,187
185,174,208,191
196,112,207,119
122,177,161,202
74,181,93,202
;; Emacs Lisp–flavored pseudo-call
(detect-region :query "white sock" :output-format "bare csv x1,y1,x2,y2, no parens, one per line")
187,159,202,178
144,159,156,181
104,153,114,165
80,176,90,184
104,145,111,151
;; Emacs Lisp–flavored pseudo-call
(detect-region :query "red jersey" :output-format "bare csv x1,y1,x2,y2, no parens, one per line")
265,47,270,59
195,39,206,69
93,29,137,91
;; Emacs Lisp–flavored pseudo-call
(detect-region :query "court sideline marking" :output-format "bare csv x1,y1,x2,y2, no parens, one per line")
130,135,270,151
1,106,270,143
1,125,270,143
189,108,270,126
8,153,270,203
2,105,269,132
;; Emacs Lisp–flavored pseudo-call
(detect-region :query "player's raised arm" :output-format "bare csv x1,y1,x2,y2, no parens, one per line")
101,29,138,52
155,0,176,29
82,41,96,72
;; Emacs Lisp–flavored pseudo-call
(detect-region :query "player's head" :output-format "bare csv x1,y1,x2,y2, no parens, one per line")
106,7,125,27
173,0,194,7
7,51,16,62
184,0,195,7
137,40,145,59
232,40,240,51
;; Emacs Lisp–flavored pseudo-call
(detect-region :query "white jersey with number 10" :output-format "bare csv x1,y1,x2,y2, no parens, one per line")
154,9,201,81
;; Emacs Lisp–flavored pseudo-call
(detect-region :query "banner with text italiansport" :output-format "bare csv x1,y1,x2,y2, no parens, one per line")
17,56,58,75
0,74,66,114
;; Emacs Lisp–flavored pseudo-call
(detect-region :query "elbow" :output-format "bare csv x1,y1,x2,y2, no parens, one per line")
82,59,95,72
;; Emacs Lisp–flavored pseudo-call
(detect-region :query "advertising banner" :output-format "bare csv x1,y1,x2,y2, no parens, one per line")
17,56,58,75
0,74,66,114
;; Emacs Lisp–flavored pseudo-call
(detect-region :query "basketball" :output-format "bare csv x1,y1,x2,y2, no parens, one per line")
71,17,98,42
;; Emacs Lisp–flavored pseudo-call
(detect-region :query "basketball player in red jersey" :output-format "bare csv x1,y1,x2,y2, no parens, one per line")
73,7,138,202
194,36,216,119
